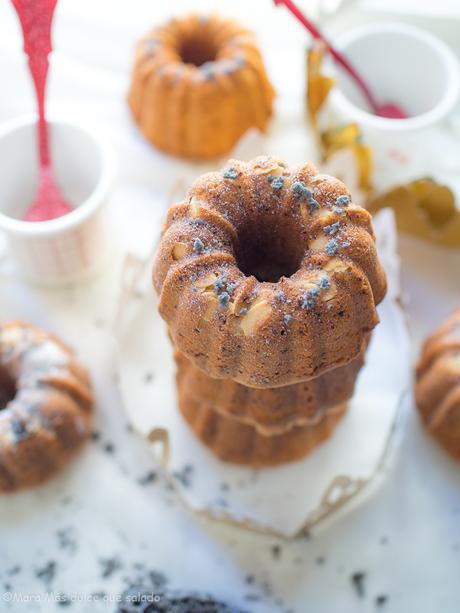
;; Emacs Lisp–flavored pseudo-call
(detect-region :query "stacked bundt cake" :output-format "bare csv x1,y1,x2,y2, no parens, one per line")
0,322,94,491
415,309,460,460
128,14,275,159
154,156,387,466
175,348,366,436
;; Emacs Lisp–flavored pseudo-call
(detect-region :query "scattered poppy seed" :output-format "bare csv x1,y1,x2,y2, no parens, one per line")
271,545,282,560
137,470,157,485
35,561,56,585
376,595,389,608
351,571,366,597
99,556,122,579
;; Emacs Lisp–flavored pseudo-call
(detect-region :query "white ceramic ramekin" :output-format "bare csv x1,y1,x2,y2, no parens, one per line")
0,116,116,286
324,22,460,187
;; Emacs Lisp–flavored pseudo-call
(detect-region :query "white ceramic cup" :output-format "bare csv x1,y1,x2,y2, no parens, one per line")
324,22,460,189
0,116,116,286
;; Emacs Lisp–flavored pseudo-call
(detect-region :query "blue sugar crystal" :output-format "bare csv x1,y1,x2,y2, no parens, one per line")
300,285,321,310
319,275,331,289
336,195,350,206
214,274,228,294
275,290,286,302
239,307,249,316
300,296,316,310
218,292,230,308
191,219,205,226
223,166,238,180
234,53,246,68
226,281,239,296
292,181,312,200
192,238,205,254
200,62,214,80
333,206,344,215
283,314,292,324
323,221,341,236
271,176,285,190
325,239,339,256
341,241,351,249
145,39,159,54
308,197,320,211
306,286,320,298
11,419,28,444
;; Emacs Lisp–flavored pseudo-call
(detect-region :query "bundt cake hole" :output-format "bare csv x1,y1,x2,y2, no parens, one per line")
0,366,16,408
179,31,219,66
235,218,304,283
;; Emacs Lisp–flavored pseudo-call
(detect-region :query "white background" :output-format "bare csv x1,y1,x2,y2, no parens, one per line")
0,1,460,612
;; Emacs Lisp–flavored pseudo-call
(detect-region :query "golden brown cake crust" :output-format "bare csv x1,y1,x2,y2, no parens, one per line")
175,344,365,435
415,309,460,460
154,156,387,388
128,13,275,159
0,322,94,492
177,385,348,468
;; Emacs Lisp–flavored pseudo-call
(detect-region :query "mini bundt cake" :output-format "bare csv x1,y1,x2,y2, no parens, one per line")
128,14,275,159
175,344,366,435
178,384,347,467
0,322,94,492
415,309,460,460
154,156,387,388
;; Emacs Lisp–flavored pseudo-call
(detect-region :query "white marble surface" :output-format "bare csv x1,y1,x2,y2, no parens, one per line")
0,1,460,612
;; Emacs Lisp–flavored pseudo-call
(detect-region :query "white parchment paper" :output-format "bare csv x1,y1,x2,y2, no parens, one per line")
115,209,410,537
